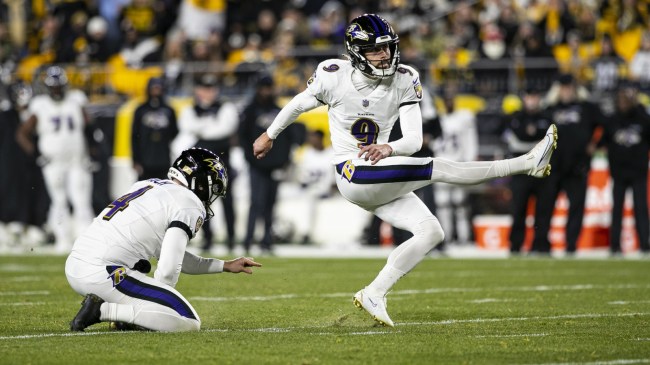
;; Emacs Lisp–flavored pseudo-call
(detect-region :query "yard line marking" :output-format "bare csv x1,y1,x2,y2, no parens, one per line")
399,312,650,326
521,359,650,365
475,333,548,338
7,276,42,282
468,298,535,304
0,264,60,272
348,330,398,336
609,300,650,305
191,294,299,302
0,302,46,306
2,312,648,341
0,331,135,340
0,291,49,296
190,284,650,302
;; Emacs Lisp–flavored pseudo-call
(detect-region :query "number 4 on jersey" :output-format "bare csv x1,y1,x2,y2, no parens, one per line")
102,186,153,221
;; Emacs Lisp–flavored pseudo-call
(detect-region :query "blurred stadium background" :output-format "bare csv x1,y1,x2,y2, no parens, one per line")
1,0,650,257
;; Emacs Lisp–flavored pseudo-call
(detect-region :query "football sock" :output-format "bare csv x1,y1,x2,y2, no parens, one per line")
430,157,526,185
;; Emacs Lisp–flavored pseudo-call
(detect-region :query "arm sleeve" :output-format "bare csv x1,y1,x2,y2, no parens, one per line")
197,103,239,139
388,103,424,156
154,227,189,287
181,251,224,274
266,89,323,139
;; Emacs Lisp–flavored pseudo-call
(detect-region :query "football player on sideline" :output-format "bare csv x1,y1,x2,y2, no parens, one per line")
66,148,261,332
253,14,557,327
16,66,95,253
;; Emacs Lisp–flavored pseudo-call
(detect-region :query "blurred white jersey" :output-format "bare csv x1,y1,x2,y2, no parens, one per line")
433,109,478,162
70,179,205,267
296,146,335,194
29,89,88,161
306,59,422,164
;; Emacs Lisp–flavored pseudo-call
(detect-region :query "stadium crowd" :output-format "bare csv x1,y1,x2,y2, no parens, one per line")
2,0,650,256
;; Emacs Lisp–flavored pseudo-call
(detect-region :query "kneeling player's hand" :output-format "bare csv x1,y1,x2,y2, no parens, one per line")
224,257,262,274
358,144,393,165
253,132,274,159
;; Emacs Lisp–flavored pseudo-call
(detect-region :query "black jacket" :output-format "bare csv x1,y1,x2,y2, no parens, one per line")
131,99,178,169
238,98,304,173
600,105,650,178
548,100,603,175
503,109,554,156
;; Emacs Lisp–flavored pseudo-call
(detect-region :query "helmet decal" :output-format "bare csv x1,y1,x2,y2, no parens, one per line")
347,23,369,41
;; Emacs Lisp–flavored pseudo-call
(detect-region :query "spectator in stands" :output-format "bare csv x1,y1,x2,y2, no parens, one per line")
176,0,227,41
599,80,650,256
56,10,88,63
555,30,592,84
131,77,178,180
238,75,304,255
588,34,627,109
118,19,163,66
629,31,650,91
503,84,555,254
539,0,576,46
85,16,117,63
177,74,239,253
0,81,48,248
536,74,603,255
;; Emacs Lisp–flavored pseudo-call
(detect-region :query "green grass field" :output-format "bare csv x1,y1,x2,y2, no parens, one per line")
1,255,649,365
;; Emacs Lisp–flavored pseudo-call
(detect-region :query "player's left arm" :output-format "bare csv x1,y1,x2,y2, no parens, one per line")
181,252,261,275
155,227,190,287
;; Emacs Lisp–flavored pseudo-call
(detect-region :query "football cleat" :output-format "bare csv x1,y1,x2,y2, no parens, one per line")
109,321,148,331
526,124,558,178
353,288,394,327
70,294,104,331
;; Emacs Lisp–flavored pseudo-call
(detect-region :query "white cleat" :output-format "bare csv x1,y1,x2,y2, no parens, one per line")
526,124,558,178
353,288,394,327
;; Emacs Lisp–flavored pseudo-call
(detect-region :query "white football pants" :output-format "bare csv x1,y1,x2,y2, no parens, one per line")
434,183,471,244
42,158,94,252
65,256,200,332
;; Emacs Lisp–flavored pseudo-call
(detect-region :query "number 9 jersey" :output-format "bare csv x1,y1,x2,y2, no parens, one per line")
305,59,422,164
28,89,88,161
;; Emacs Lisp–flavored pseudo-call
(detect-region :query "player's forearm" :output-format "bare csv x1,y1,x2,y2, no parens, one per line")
388,104,423,156
181,251,224,274
267,90,322,139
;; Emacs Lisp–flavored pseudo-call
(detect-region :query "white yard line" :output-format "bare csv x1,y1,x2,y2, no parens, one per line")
1,312,647,341
190,284,650,302
398,312,650,326
0,290,49,296
609,300,650,305
475,333,548,338
521,359,650,365
6,276,43,282
0,302,46,306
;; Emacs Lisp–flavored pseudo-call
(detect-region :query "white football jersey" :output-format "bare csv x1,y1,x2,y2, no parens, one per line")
28,89,88,160
296,146,335,194
70,179,206,267
306,59,423,163
433,109,478,162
